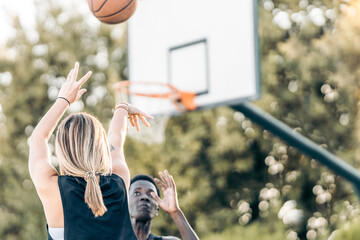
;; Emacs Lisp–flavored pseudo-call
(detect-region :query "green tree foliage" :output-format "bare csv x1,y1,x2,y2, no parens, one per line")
130,0,360,239
330,218,360,240
1,0,360,239
0,1,127,238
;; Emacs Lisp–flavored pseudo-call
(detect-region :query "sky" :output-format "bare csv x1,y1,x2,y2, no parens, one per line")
0,0,92,46
0,0,36,45
0,0,35,45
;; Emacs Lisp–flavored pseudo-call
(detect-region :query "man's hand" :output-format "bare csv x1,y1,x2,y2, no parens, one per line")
150,170,179,214
150,170,200,240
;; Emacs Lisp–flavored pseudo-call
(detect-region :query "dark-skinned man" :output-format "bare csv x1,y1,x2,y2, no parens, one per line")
129,170,199,240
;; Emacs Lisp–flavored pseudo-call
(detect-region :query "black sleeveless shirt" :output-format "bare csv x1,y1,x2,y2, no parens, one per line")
47,174,138,240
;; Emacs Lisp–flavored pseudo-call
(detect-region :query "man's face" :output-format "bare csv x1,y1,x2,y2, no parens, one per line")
129,180,159,221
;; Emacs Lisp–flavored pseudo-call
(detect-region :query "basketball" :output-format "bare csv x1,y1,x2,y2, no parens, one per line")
88,0,138,24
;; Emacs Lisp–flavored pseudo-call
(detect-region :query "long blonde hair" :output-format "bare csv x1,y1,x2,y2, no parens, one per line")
55,113,112,217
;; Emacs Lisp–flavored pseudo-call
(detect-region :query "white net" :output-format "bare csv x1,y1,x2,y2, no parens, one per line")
126,115,169,145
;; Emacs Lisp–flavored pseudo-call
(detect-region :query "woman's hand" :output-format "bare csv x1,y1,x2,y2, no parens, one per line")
115,102,153,131
128,103,153,131
57,62,92,104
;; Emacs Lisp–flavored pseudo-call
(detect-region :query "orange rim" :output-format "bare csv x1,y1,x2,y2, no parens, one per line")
114,81,197,111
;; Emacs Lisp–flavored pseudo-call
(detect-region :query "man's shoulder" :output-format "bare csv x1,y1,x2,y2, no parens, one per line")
149,234,181,240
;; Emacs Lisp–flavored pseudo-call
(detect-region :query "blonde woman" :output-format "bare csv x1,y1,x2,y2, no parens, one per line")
29,62,152,240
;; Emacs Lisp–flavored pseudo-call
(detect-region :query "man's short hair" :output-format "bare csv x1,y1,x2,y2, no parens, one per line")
130,174,161,197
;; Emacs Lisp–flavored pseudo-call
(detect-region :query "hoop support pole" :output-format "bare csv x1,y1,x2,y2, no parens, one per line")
232,102,360,197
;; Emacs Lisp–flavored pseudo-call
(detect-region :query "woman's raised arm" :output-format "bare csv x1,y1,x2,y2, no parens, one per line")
108,102,153,189
29,62,91,192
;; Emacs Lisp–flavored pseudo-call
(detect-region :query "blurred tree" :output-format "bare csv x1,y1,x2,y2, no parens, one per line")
1,0,360,239
0,0,127,238
128,0,360,239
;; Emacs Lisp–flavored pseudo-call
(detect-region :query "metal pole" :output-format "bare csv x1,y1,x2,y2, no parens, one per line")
232,102,360,186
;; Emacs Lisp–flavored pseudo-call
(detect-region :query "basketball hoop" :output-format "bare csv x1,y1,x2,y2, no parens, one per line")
113,81,196,144
113,81,196,111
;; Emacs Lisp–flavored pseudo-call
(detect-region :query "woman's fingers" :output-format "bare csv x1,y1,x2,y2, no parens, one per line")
129,115,136,127
141,112,154,119
78,71,92,86
125,103,154,130
128,114,152,130
77,89,87,100
134,108,153,119
139,115,150,127
128,105,153,119
71,62,79,83
60,63,92,104
67,69,74,80
128,115,134,127
134,115,140,131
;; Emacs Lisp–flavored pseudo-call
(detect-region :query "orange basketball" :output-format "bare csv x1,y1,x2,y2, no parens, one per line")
88,0,138,24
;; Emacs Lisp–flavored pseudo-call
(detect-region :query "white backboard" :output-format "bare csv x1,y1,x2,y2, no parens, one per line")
126,0,260,116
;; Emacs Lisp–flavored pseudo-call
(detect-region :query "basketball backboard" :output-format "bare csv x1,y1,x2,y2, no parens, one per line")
124,0,260,116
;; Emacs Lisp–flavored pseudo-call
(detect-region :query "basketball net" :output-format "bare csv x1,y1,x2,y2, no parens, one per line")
113,81,196,145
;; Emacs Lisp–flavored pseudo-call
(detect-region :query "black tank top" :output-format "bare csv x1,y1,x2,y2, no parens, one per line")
47,174,138,240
